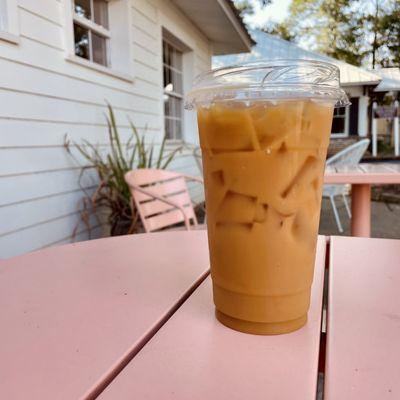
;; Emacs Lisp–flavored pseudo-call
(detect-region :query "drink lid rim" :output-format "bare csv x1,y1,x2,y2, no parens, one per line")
185,59,350,109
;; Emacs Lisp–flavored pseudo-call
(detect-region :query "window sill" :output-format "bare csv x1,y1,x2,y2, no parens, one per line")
0,31,20,45
65,55,134,83
331,133,349,138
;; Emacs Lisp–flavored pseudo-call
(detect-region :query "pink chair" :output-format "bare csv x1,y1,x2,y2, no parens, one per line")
125,169,204,233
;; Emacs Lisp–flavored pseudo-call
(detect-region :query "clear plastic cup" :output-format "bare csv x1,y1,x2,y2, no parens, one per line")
186,60,349,335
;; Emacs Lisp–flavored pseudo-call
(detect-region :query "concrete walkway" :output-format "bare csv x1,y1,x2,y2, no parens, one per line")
319,198,400,239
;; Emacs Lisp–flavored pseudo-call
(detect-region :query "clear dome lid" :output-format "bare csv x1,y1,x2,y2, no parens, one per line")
186,59,350,109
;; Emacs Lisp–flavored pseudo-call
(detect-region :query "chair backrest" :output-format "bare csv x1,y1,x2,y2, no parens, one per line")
193,147,203,173
326,139,370,167
125,169,197,233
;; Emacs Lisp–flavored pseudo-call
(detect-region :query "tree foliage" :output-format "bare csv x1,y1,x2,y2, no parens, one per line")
234,0,272,16
265,0,400,68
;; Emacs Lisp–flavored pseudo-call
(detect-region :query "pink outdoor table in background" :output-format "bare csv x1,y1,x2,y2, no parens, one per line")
325,236,400,399
98,237,327,400
324,162,400,237
0,232,209,400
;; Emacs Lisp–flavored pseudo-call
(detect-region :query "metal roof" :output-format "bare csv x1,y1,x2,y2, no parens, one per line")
373,68,400,92
213,30,382,86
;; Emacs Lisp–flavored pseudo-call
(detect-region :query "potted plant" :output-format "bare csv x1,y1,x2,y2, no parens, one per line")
64,104,182,236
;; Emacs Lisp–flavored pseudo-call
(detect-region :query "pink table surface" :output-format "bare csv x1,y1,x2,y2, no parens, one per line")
0,232,209,400
98,236,327,400
324,163,400,184
325,236,400,399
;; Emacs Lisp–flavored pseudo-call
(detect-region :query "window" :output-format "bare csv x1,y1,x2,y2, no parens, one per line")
66,0,133,80
163,39,184,140
331,107,348,136
0,0,19,44
73,0,110,66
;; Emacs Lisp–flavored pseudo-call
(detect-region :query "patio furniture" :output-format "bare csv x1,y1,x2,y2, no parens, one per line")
125,169,204,232
324,162,400,237
1,232,399,399
323,139,370,233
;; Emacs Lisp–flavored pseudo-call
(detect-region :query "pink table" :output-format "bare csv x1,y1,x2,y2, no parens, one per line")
2,232,400,399
325,236,400,399
0,232,209,400
98,236,327,400
324,162,400,237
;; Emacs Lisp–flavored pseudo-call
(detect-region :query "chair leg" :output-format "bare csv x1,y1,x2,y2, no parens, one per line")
329,195,343,233
342,194,352,218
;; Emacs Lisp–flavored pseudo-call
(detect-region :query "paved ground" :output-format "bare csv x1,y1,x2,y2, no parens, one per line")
319,197,400,239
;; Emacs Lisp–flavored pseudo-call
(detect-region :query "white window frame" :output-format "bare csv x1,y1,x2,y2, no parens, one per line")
63,0,134,82
0,0,20,45
163,37,184,141
72,1,111,67
331,107,350,138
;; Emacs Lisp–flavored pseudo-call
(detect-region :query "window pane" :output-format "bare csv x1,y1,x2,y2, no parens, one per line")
172,69,183,94
163,67,182,94
332,117,345,134
162,41,165,64
164,94,170,116
164,66,172,91
93,0,109,28
163,42,169,65
172,48,182,71
334,107,346,116
165,43,171,66
164,96,182,118
92,32,107,66
165,118,173,140
174,96,182,119
74,23,90,60
74,0,91,19
173,120,181,139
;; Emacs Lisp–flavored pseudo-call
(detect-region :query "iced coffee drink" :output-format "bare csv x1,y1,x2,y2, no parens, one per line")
187,61,348,334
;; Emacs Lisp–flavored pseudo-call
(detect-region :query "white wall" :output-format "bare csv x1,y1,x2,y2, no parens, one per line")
0,0,211,258
358,96,369,137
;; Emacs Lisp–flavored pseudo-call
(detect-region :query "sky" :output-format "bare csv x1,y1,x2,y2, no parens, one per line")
244,0,292,28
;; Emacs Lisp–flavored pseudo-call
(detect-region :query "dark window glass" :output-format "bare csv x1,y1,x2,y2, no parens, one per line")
74,23,90,60
74,0,91,19
165,118,173,139
332,117,345,134
92,32,107,66
93,0,109,28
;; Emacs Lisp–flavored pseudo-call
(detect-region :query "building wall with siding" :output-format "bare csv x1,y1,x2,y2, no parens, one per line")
0,0,210,258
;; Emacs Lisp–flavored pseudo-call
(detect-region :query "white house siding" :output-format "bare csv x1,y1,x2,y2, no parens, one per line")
0,0,211,258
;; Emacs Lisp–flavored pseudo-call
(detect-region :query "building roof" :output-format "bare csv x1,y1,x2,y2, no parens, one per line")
172,0,254,55
214,30,382,86
373,68,400,92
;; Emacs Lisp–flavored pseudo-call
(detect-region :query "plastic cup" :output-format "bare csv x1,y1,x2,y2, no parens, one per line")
186,60,349,335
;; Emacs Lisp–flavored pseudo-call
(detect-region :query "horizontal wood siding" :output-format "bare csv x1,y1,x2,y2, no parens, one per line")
0,0,211,258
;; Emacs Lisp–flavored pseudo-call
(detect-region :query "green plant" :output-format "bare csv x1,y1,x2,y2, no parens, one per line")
64,104,182,236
